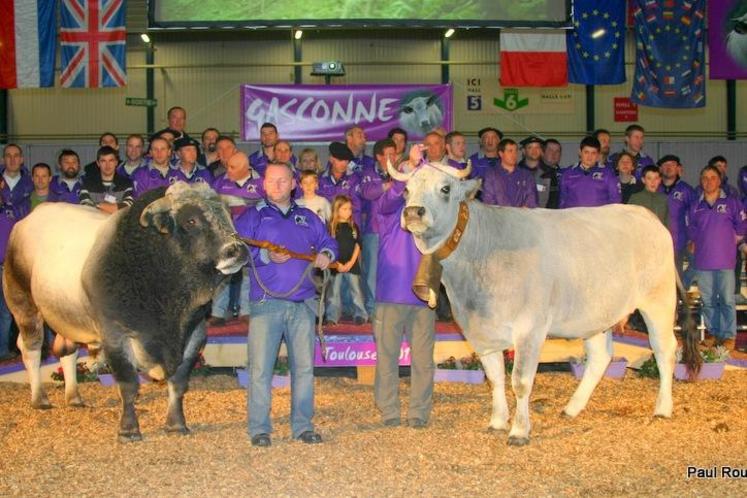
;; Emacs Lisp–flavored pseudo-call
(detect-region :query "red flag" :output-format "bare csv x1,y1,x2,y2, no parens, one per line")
499,30,567,87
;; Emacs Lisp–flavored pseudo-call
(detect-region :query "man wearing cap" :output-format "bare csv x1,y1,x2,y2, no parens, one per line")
235,161,337,447
373,143,436,429
169,137,213,186
657,154,696,285
560,136,621,208
131,136,173,198
482,138,537,208
48,149,83,204
318,142,363,227
606,124,655,178
519,135,560,209
469,127,502,179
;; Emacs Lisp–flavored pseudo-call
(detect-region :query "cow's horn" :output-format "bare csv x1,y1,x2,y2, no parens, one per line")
387,159,415,182
428,160,472,179
139,195,174,233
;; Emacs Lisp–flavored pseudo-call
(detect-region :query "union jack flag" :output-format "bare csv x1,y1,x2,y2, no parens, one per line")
60,0,127,88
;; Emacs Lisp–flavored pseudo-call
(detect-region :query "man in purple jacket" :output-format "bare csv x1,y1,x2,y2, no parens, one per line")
469,127,502,179
1,144,33,220
560,136,622,208
686,165,746,352
360,139,398,318
606,124,655,178
132,136,173,198
482,139,537,208
168,137,212,186
345,126,375,173
249,122,280,177
235,162,337,447
318,142,363,227
658,155,696,285
48,149,82,204
373,145,436,429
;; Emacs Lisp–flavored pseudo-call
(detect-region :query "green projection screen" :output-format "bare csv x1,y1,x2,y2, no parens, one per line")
149,0,572,28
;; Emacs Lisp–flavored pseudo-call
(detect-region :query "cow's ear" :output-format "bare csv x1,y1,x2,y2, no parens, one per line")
140,196,175,234
461,178,482,200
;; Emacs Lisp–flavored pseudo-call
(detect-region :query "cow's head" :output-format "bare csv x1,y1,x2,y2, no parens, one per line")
139,182,249,275
388,161,481,255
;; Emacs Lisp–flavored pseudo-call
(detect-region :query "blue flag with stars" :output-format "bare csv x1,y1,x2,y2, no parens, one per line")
630,0,705,108
567,0,626,85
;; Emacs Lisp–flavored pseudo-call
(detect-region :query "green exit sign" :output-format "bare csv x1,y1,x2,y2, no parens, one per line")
125,97,158,107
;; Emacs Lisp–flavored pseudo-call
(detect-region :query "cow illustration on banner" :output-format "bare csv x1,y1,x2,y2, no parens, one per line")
240,84,453,141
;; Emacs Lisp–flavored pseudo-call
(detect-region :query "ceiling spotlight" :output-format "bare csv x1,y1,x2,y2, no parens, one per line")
294,29,303,40
140,33,151,44
591,28,605,39
444,28,455,38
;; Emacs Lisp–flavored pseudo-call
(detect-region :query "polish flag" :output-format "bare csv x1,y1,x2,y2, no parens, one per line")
499,30,567,87
0,0,56,89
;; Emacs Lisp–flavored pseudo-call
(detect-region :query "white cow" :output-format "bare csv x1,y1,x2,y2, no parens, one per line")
388,161,701,446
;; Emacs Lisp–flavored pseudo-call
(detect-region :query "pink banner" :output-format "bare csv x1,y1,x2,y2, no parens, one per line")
241,84,453,141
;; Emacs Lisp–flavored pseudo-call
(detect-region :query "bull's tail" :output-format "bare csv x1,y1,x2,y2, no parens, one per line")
675,272,702,379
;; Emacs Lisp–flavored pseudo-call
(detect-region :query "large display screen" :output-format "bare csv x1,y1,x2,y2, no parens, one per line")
149,0,572,28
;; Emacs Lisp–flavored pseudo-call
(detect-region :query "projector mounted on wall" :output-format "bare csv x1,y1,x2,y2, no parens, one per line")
311,61,345,76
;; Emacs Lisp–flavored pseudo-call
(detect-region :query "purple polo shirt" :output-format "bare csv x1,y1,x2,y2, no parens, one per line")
375,180,427,307
167,163,213,187
659,178,695,252
686,191,747,270
235,199,338,303
0,167,34,220
0,210,16,264
559,163,622,208
468,152,500,180
317,169,363,227
47,176,82,204
352,154,375,173
212,172,264,218
131,161,172,198
481,166,538,208
117,159,146,180
249,150,297,177
607,150,655,179
359,162,390,235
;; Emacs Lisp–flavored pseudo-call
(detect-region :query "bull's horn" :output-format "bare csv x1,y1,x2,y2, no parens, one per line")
139,195,174,233
387,159,415,182
427,160,472,179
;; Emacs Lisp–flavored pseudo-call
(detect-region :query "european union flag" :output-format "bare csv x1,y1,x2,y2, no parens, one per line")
567,0,626,85
630,0,705,108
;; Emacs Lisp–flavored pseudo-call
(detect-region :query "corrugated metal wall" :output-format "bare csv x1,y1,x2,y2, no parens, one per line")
4,1,747,143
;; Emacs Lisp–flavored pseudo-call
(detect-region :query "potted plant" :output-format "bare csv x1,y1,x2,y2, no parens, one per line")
637,346,728,381
236,357,291,388
50,362,98,384
569,356,628,379
434,353,485,384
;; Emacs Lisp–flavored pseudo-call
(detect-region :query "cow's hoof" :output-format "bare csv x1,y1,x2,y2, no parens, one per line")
165,425,191,436
67,398,86,408
507,435,530,446
31,400,53,410
487,423,510,432
117,431,143,443
560,410,577,419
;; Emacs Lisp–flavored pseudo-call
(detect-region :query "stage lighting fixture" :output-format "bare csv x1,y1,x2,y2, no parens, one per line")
311,61,346,76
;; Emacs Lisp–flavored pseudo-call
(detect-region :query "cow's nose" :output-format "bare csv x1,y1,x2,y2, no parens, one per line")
404,206,425,219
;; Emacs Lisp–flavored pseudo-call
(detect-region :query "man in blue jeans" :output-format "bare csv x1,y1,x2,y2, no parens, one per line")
235,162,337,447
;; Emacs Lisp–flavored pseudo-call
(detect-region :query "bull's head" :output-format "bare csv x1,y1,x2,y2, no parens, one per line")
139,182,249,275
388,161,481,255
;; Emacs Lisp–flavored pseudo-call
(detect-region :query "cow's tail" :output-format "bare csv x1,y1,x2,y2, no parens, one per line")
675,272,702,379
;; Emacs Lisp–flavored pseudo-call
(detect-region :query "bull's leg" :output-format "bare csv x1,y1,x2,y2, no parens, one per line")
59,349,85,407
105,346,142,442
16,316,50,409
480,351,510,431
563,331,611,417
638,306,676,417
165,321,206,434
508,331,544,446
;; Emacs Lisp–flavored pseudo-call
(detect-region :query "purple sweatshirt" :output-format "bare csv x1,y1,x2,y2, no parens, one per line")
659,178,695,252
167,163,213,187
359,162,390,235
0,167,34,219
559,163,622,208
481,166,538,208
249,150,297,177
235,199,338,303
468,152,501,180
686,191,747,271
47,176,82,204
131,161,172,198
375,180,427,307
0,210,16,264
212,172,265,218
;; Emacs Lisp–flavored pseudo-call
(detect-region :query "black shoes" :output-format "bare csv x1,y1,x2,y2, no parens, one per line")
383,418,401,427
408,418,427,429
296,430,323,444
251,433,271,447
353,316,366,325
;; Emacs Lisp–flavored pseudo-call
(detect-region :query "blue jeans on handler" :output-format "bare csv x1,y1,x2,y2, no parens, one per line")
696,269,736,340
247,298,316,438
325,273,368,323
